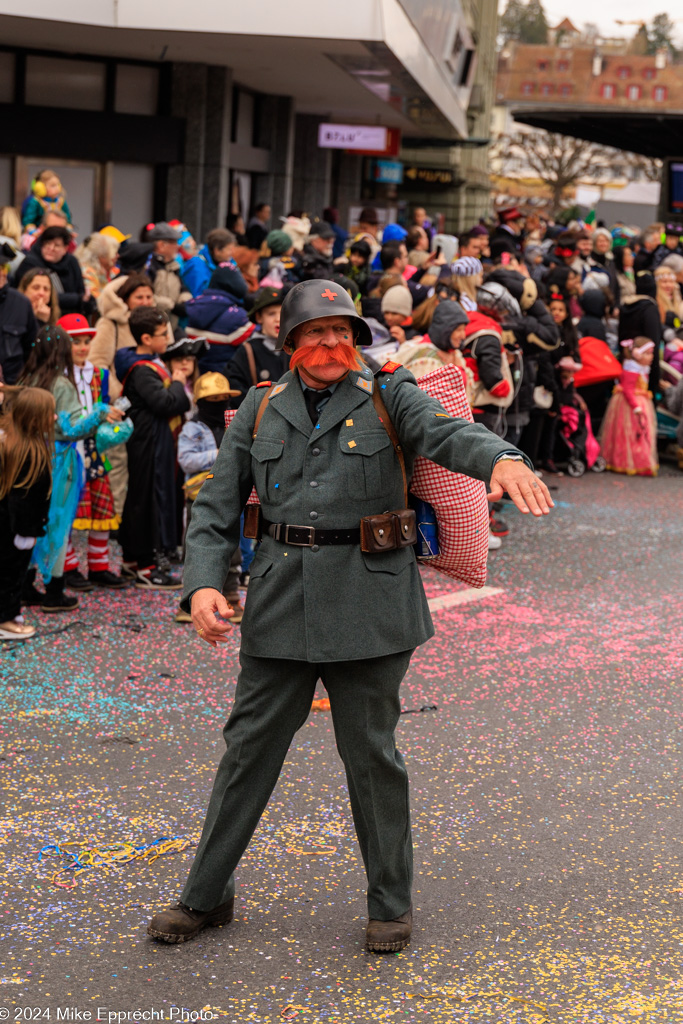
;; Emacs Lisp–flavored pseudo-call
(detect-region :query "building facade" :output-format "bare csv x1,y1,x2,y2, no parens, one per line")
0,0,498,239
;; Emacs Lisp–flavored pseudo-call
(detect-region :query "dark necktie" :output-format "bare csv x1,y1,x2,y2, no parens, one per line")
304,388,331,425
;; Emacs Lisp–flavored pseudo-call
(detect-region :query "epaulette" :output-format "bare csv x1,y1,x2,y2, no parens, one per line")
380,360,402,374
256,381,272,388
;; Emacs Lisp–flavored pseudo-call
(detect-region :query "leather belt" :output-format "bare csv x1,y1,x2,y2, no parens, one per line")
262,519,361,547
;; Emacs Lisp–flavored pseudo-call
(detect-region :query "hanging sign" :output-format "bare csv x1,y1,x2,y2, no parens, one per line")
318,123,388,151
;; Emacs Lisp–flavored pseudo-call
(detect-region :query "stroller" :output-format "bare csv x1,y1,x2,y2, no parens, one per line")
556,404,606,477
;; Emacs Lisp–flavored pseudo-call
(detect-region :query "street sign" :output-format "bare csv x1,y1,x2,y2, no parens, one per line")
318,123,388,151
403,165,455,187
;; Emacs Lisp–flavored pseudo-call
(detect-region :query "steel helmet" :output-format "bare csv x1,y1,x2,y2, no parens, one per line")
276,279,373,352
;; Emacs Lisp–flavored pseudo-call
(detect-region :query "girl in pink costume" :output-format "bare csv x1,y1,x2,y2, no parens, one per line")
600,337,658,476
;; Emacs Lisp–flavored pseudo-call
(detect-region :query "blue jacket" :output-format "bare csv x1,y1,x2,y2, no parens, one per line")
185,289,254,373
181,246,216,297
177,419,219,477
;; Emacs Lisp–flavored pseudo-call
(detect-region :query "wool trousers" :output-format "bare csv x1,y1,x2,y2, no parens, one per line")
181,648,414,921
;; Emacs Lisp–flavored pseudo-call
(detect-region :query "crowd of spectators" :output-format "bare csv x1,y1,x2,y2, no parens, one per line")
1,185,681,640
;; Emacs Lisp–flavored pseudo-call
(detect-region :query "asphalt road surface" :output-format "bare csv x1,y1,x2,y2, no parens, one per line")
2,468,683,1023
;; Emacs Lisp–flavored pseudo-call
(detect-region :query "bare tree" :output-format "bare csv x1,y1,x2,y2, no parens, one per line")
491,130,660,213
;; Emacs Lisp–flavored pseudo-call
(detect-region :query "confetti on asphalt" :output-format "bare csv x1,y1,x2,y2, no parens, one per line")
1,470,683,1021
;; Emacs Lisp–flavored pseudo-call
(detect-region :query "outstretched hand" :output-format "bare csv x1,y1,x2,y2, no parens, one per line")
489,459,554,517
191,588,234,646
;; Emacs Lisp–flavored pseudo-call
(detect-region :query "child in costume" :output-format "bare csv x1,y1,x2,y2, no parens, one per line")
18,326,118,611
22,170,73,231
600,336,658,476
57,314,127,590
0,386,54,639
114,307,190,589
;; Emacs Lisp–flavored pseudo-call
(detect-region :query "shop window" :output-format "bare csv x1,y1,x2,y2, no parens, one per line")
115,65,159,116
627,84,642,101
0,51,14,103
26,55,106,110
521,81,535,95
600,83,616,99
653,86,668,102
617,66,631,79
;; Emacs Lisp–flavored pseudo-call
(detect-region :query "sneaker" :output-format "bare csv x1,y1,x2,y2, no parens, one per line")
88,570,128,589
134,565,182,590
489,515,510,537
238,571,250,588
121,561,138,579
64,569,94,592
488,531,502,551
155,551,172,573
0,620,36,640
174,607,193,623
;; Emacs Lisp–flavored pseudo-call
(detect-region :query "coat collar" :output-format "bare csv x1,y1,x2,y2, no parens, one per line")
266,366,376,441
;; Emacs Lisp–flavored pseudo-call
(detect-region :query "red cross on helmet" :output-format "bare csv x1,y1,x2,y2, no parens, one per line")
276,279,372,352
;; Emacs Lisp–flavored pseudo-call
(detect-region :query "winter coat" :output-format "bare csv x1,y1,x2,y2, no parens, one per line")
14,238,85,313
590,251,620,307
181,245,216,298
226,332,290,407
177,419,220,477
185,289,254,373
462,312,513,409
89,277,137,399
145,254,191,327
0,285,37,385
0,454,50,541
577,289,608,342
618,294,661,395
114,347,190,558
297,244,334,282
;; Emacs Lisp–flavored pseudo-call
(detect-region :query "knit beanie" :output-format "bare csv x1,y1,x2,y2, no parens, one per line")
381,285,412,319
266,230,293,257
451,256,483,277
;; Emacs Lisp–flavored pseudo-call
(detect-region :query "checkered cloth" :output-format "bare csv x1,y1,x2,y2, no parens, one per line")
225,409,260,504
410,364,490,588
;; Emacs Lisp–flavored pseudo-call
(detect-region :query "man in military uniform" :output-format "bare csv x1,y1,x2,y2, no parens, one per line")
148,280,553,951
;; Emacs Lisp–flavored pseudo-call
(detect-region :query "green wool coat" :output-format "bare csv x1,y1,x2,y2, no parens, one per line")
181,363,523,661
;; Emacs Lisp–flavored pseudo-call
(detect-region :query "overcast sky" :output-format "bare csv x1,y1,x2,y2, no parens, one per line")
510,1,683,45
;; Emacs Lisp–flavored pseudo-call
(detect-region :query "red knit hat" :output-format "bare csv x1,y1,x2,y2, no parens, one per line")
57,313,97,337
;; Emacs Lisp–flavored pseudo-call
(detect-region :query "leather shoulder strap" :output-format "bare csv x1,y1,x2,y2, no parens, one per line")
252,385,275,439
371,387,408,506
243,342,258,387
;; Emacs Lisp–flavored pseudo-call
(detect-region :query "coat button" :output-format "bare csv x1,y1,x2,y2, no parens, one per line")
309,511,318,520
312,448,320,456
311,544,320,552
310,480,318,487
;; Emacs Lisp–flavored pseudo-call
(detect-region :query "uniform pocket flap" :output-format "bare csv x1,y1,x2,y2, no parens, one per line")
251,438,284,462
248,558,273,579
362,548,414,574
340,431,391,456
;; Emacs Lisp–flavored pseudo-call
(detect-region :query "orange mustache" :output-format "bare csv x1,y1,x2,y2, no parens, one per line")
289,342,363,373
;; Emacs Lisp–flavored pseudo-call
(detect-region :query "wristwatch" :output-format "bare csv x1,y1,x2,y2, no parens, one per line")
494,453,525,464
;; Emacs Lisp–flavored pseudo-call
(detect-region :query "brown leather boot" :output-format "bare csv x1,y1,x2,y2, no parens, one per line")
147,898,234,943
365,907,412,953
